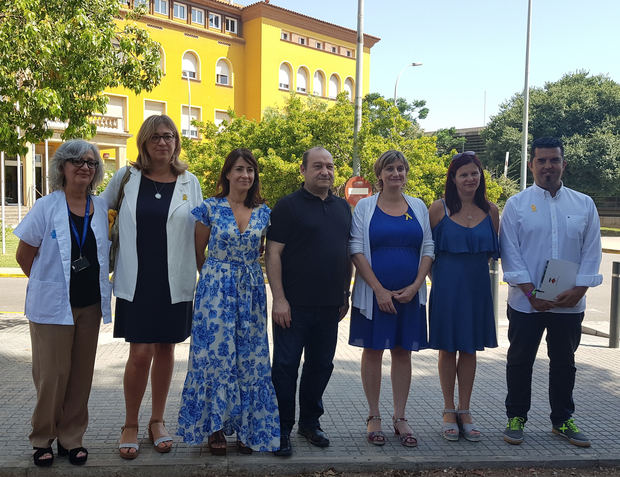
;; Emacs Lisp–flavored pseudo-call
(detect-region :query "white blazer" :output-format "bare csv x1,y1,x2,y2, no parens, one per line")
13,191,112,325
101,166,203,303
349,193,435,320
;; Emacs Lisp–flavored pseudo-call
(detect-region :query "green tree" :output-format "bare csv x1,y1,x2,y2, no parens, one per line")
0,0,161,156
482,72,620,197
182,93,504,207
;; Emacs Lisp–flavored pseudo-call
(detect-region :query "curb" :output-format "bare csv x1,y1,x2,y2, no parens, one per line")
0,454,619,477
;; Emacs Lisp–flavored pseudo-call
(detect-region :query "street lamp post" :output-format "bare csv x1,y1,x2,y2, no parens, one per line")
393,62,422,102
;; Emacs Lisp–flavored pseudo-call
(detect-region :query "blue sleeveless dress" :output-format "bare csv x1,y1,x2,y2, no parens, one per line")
349,205,428,351
428,201,499,353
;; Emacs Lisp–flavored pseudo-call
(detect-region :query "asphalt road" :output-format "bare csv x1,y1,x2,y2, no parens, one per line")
1,252,618,329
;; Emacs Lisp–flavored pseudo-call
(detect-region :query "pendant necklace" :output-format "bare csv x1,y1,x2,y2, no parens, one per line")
153,180,167,199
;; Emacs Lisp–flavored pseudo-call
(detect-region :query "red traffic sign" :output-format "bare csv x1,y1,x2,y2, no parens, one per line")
344,176,373,206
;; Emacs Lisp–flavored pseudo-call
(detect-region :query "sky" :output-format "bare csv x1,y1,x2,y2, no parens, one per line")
235,0,620,132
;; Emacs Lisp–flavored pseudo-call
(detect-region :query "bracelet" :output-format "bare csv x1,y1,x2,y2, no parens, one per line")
525,289,537,298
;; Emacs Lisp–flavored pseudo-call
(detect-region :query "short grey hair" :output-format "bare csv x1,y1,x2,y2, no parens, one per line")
49,140,104,193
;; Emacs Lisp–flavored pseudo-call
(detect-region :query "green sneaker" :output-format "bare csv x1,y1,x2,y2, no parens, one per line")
552,419,591,447
503,416,525,445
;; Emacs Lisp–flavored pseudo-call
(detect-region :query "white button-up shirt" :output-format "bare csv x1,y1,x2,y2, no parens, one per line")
500,183,602,314
13,191,112,325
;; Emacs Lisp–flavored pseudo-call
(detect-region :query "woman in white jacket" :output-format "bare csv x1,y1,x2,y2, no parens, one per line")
15,140,112,467
102,115,202,459
349,150,434,448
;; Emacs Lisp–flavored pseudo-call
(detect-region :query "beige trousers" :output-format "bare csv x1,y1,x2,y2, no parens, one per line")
29,303,101,449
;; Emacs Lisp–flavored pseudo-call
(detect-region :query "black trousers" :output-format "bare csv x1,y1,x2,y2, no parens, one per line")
271,305,340,434
505,306,583,426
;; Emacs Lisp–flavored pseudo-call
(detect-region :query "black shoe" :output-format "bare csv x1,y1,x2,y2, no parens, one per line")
297,427,330,447
273,434,292,457
33,447,54,467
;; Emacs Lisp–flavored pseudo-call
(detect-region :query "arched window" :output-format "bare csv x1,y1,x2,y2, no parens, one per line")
279,63,292,90
344,78,354,100
296,67,308,93
182,51,199,80
216,59,231,86
328,74,340,99
313,70,325,96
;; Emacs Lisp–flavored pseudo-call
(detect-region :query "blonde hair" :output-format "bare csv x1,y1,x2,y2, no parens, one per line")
133,115,188,176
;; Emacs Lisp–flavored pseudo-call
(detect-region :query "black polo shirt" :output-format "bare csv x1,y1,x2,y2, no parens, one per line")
267,186,352,307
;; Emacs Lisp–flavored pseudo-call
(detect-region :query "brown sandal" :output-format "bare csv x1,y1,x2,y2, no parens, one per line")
208,430,227,456
392,416,418,447
237,440,253,454
119,426,139,459
148,420,173,453
366,416,386,446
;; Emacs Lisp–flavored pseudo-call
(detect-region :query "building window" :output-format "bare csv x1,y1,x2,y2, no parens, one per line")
154,0,168,15
158,47,166,75
281,31,288,41
313,70,324,96
329,74,339,99
182,51,199,79
344,78,354,100
181,106,200,138
216,59,230,85
191,7,204,25
173,3,186,20
298,37,306,46
331,46,337,53
316,42,322,49
278,63,292,90
209,12,221,29
144,100,166,120
296,68,308,93
215,110,231,127
134,0,148,8
346,50,352,57
225,18,237,33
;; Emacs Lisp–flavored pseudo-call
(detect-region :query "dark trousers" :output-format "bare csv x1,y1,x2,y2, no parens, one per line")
271,305,340,434
505,306,583,426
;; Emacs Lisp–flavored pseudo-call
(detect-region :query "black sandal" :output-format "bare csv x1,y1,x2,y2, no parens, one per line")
58,442,88,465
237,440,253,455
33,447,54,467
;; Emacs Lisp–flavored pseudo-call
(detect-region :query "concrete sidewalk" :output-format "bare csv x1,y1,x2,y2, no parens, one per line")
0,310,619,476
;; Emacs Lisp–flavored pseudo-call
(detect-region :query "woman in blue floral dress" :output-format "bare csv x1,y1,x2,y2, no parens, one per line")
178,149,280,455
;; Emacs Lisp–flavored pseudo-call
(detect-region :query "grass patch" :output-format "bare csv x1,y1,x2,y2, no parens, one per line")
601,227,620,237
0,227,19,268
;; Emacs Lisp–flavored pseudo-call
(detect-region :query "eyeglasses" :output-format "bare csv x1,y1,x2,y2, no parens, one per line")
69,158,99,169
149,134,175,144
452,151,476,161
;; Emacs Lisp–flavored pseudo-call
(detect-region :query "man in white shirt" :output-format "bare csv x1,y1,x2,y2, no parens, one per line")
500,137,602,447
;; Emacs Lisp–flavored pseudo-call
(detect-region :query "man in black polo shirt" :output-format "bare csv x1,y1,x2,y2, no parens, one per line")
266,146,352,457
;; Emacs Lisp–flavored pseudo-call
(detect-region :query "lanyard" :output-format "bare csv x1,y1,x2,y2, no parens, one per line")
67,195,91,257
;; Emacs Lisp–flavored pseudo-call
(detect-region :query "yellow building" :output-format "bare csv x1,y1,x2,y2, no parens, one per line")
8,0,379,210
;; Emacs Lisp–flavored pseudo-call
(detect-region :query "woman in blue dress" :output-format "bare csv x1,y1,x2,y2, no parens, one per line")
177,149,280,455
349,150,434,447
428,151,499,442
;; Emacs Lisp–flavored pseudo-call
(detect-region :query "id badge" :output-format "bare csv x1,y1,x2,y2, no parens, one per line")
71,256,90,273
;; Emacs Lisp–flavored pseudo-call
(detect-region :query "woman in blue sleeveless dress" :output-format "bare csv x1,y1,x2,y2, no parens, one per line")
349,150,434,447
428,151,499,442
177,149,280,455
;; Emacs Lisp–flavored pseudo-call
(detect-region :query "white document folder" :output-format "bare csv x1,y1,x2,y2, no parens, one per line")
537,258,579,301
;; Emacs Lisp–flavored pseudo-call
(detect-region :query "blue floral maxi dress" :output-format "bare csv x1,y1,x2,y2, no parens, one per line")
177,198,280,451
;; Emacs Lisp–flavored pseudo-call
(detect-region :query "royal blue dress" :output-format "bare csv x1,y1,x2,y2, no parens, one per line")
349,206,428,351
428,201,499,353
177,197,280,452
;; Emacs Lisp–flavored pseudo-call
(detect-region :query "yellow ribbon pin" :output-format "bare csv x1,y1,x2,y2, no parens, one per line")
183,194,187,201
531,204,536,212
404,212,412,220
